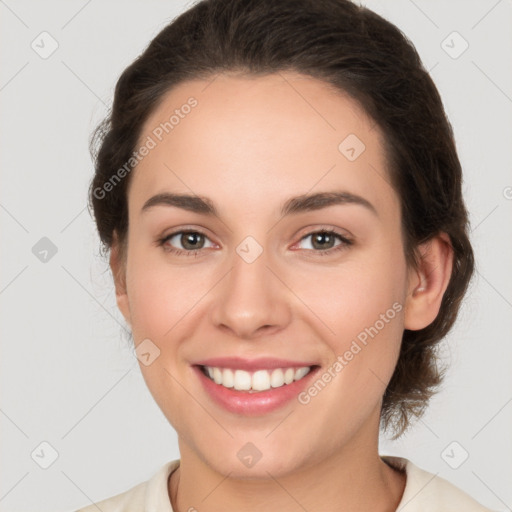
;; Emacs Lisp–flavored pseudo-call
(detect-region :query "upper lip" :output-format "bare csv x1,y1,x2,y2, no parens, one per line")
193,357,318,371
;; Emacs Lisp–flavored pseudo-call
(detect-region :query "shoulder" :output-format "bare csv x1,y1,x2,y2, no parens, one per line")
74,460,179,512
381,455,498,512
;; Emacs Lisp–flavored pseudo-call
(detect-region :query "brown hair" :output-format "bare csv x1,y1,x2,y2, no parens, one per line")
89,0,474,438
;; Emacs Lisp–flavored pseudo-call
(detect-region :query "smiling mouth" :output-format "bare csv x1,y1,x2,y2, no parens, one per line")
199,364,319,393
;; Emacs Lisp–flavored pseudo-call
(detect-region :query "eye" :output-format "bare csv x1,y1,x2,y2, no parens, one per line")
158,230,215,256
157,227,353,257
295,229,353,255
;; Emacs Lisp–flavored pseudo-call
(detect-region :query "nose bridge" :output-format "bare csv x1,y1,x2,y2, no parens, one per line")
211,237,291,338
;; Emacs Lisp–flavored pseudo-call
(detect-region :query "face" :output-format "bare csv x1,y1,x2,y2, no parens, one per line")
113,71,418,478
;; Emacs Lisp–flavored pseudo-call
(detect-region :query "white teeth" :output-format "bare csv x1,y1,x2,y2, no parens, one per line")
294,367,310,381
223,368,234,388
213,367,223,385
252,370,271,391
234,369,252,390
203,365,312,392
284,368,295,384
270,368,284,388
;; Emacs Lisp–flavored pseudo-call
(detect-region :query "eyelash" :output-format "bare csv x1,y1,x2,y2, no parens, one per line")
157,228,353,258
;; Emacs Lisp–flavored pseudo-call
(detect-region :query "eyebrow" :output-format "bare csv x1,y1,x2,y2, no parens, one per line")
141,190,378,218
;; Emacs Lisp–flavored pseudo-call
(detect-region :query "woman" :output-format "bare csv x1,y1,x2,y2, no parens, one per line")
78,0,496,510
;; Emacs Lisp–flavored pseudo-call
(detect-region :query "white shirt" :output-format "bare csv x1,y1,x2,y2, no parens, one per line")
74,456,496,511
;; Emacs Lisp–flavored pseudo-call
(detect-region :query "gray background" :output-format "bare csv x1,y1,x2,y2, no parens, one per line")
1,1,511,511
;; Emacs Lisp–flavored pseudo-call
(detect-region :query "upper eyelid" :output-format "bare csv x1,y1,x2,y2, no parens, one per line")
295,225,352,240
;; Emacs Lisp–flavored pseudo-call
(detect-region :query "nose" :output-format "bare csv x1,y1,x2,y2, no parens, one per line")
210,246,292,340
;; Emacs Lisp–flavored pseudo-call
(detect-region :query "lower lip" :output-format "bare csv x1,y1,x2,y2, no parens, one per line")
194,365,319,416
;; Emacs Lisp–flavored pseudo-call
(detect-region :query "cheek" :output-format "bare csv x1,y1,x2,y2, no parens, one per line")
295,248,406,341
123,252,208,431
292,246,406,398
125,249,209,341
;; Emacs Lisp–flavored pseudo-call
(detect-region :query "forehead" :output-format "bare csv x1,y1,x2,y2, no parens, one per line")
130,71,398,219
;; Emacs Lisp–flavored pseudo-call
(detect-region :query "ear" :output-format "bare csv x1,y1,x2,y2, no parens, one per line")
404,232,454,330
110,232,131,326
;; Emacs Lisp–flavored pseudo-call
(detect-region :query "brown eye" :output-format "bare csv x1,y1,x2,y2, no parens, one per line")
159,230,215,255
296,230,353,255
310,232,337,250
178,232,205,250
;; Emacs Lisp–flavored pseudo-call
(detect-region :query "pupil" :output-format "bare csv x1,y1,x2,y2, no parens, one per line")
314,232,333,250
183,232,202,250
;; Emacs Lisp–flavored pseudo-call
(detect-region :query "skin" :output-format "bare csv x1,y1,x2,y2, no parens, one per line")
110,71,453,512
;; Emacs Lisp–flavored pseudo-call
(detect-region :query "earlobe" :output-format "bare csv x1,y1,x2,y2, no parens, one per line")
110,234,131,326
404,232,454,331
